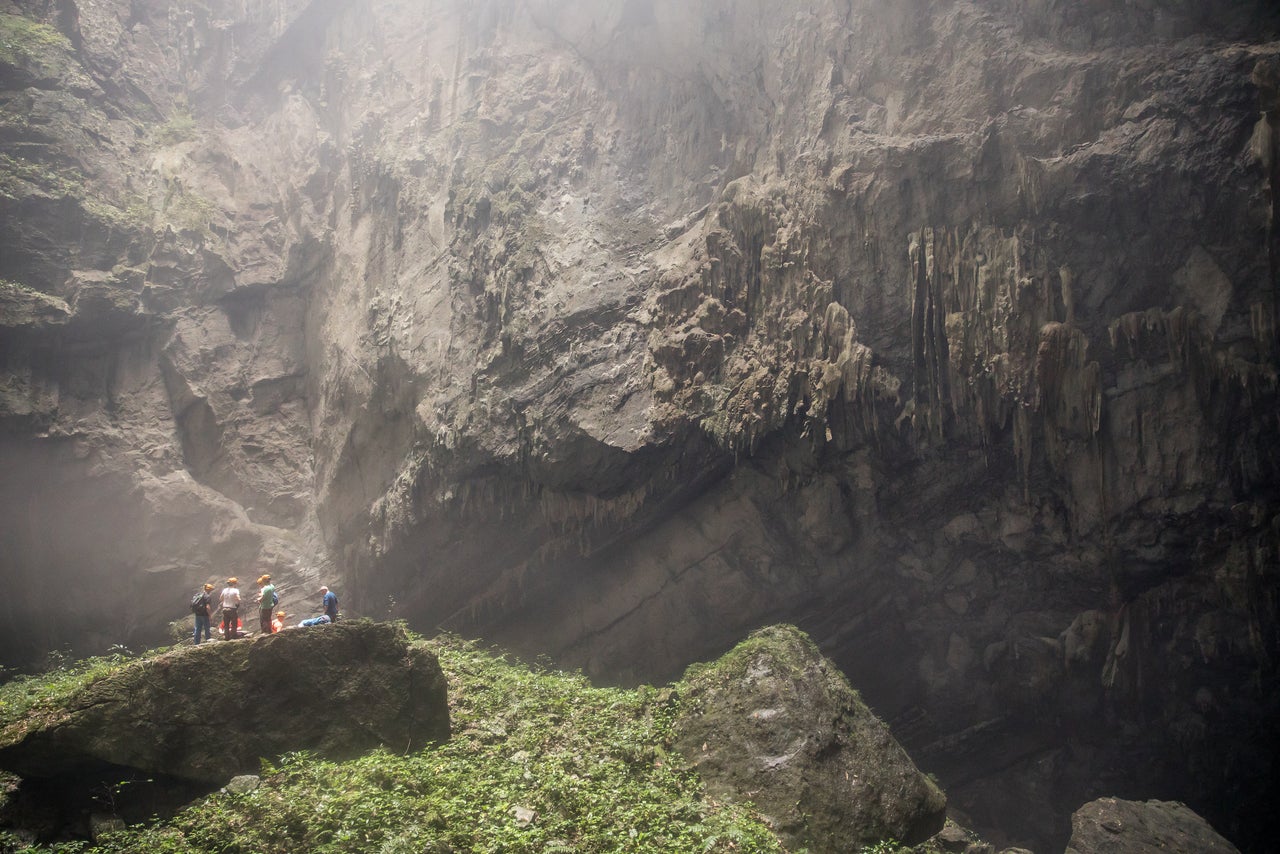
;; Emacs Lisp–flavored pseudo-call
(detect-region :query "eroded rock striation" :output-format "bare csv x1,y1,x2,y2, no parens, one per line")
1,0,1278,849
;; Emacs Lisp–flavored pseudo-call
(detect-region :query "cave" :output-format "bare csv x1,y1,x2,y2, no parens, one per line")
1,1,1278,850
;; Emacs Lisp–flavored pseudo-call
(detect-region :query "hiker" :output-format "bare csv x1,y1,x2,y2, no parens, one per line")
320,585,339,623
272,611,287,633
257,574,278,634
192,583,214,644
220,577,242,639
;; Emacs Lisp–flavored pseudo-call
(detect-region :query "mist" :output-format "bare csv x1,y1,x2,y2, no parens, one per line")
2,0,1279,850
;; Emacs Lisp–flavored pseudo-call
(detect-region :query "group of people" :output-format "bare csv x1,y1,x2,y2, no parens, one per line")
190,575,339,644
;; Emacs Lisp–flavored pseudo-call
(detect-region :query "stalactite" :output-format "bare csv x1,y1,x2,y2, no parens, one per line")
1013,404,1034,500
1036,321,1101,439
1060,266,1076,326
909,228,951,441
899,224,1043,450
1251,300,1277,360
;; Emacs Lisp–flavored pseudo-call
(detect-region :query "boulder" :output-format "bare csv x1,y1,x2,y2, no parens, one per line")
0,620,449,786
1065,797,1240,853
673,624,946,853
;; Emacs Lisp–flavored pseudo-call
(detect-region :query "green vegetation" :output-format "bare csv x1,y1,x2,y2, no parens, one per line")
153,110,197,146
683,624,832,687
856,838,948,854
83,195,153,233
0,153,150,233
161,183,218,236
0,152,77,201
3,634,785,853
0,13,70,72
858,843,898,854
0,279,41,298
0,647,163,740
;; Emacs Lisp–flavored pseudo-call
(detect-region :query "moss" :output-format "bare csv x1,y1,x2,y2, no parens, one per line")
152,110,197,146
6,631,784,853
0,279,45,298
2,629,949,851
161,183,219,237
0,152,75,201
0,154,150,233
82,194,152,233
0,13,70,72
0,648,165,744
681,623,832,686
674,624,947,852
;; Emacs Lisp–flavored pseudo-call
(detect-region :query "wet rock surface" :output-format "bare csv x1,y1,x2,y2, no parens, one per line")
1,0,1278,849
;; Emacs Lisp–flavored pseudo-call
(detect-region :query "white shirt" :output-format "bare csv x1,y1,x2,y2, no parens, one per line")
220,586,241,609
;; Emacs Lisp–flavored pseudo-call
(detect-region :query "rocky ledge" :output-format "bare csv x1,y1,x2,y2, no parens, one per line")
0,620,449,786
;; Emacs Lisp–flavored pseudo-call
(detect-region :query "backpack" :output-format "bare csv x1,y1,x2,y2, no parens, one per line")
190,592,204,614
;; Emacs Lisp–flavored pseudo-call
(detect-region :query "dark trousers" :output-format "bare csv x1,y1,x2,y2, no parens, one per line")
194,614,211,644
222,607,238,638
260,610,273,634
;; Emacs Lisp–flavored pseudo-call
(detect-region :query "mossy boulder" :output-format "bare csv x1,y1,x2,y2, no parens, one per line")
673,624,946,853
0,620,449,785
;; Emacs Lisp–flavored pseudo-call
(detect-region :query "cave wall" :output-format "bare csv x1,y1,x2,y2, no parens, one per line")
1,0,1278,849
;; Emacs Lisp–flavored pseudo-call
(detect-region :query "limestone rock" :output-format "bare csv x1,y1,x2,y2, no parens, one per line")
0,0,1279,849
1065,797,1240,854
0,281,69,331
933,819,1001,854
223,775,260,795
673,625,946,853
0,621,449,785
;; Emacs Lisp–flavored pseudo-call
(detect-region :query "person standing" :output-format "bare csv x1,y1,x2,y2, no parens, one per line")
257,574,277,635
320,585,339,623
192,583,214,644
220,577,242,639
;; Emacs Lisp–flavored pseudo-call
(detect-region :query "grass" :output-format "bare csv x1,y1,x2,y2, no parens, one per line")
3,633,787,853
0,647,174,743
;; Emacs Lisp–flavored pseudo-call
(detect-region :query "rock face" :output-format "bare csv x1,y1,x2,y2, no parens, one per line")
0,621,450,785
1,0,1279,849
1065,797,1241,854
674,625,946,853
